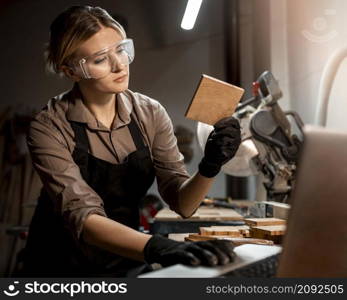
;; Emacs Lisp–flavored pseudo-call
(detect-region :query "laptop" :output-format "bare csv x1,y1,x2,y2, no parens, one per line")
140,125,347,278
277,125,347,277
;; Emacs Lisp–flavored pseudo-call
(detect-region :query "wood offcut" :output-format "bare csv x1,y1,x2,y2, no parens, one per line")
185,74,244,125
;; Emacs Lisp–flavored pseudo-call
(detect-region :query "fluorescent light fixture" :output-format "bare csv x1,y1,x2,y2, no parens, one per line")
181,0,203,30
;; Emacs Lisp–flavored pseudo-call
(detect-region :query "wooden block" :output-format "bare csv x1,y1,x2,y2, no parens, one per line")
250,225,286,244
216,225,250,236
200,227,215,236
208,226,241,236
200,226,248,237
210,225,249,237
245,218,286,227
213,229,242,237
251,225,286,236
185,74,244,125
200,227,237,237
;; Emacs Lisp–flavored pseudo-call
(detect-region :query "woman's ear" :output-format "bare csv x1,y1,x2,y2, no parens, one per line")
61,65,82,82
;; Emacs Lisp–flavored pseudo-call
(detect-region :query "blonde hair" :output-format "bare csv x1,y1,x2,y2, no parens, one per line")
45,6,126,74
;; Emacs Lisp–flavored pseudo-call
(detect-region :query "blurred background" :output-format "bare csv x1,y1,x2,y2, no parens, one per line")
1,0,347,276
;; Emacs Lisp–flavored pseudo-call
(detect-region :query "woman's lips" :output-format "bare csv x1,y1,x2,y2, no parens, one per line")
114,74,127,82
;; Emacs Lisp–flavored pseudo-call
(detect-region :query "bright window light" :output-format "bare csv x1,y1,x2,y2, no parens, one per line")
181,0,203,30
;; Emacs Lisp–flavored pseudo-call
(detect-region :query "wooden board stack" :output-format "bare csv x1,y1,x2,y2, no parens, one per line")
184,225,273,246
245,218,286,244
183,218,286,245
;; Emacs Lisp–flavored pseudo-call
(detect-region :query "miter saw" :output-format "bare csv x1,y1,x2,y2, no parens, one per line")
197,71,304,204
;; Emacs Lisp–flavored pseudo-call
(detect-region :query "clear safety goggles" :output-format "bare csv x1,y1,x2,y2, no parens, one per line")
76,39,135,79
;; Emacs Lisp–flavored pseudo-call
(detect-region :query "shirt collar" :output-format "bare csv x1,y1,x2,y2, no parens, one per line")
66,84,133,130
114,92,132,129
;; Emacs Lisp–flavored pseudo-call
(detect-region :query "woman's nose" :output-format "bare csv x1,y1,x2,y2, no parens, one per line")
110,53,126,73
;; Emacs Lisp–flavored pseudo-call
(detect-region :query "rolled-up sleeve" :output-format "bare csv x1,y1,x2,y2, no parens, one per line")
27,113,106,241
152,102,191,211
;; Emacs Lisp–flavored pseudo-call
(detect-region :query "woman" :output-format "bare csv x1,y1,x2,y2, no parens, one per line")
23,5,242,277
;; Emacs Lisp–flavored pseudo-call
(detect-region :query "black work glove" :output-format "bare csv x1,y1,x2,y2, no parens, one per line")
143,234,236,267
199,116,241,178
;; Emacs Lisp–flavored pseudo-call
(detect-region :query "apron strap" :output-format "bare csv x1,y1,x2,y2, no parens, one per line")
70,121,90,152
127,116,147,150
69,121,90,179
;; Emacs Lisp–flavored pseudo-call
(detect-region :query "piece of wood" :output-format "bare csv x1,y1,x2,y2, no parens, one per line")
194,207,244,221
186,234,235,241
245,218,286,227
212,225,250,237
200,225,250,237
250,225,286,244
154,207,244,221
200,227,242,237
226,238,274,246
185,74,244,125
265,201,291,220
251,225,286,236
185,234,274,246
199,227,215,236
207,227,241,236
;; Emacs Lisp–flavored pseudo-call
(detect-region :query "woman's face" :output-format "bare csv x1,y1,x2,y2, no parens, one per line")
73,27,129,94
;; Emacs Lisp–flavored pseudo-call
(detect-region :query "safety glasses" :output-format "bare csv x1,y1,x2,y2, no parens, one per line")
75,38,134,79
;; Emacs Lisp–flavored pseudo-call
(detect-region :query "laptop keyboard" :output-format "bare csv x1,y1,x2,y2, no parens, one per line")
224,254,280,278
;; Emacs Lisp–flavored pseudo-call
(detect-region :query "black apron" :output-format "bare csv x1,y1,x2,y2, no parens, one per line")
23,114,156,277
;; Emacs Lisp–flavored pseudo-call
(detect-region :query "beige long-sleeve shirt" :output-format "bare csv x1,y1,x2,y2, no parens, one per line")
27,84,190,241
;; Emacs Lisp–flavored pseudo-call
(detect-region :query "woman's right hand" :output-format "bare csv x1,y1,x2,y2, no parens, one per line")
198,116,241,178
143,234,236,267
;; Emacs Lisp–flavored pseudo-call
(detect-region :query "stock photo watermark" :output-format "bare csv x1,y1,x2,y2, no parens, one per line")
301,9,338,43
2,280,128,298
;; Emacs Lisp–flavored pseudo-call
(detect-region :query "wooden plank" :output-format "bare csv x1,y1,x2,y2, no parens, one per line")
200,227,242,237
227,238,274,246
186,234,235,241
185,74,244,125
245,218,286,227
196,207,244,221
185,234,274,246
154,207,244,221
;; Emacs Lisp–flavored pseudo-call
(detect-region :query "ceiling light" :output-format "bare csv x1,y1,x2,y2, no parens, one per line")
181,0,203,30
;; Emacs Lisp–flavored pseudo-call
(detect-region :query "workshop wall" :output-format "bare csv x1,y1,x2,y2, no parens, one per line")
270,0,347,130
